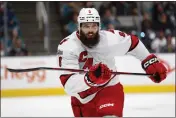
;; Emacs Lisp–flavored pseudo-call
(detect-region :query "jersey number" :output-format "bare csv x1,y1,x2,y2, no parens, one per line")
107,29,126,37
58,51,93,68
59,56,62,67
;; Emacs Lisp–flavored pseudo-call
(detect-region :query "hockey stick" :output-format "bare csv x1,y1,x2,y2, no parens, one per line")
7,67,153,76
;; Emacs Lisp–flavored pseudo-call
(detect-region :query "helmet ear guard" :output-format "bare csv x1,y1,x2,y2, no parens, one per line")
77,8,101,31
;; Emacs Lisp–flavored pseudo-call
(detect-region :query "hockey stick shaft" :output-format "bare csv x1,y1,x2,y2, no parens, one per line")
7,67,152,76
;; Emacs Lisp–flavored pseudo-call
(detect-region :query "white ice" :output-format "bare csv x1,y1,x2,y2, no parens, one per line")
1,93,175,117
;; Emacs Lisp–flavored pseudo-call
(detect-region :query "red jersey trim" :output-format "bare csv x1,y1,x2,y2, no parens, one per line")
78,86,103,99
128,35,139,52
60,73,75,87
76,31,80,39
79,75,112,99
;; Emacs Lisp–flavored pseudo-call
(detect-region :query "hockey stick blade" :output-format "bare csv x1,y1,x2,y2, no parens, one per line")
7,67,153,76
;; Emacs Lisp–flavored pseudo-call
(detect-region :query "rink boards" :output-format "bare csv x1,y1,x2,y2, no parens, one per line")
1,53,175,97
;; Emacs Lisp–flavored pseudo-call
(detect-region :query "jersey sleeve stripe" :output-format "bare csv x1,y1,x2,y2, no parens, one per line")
78,81,110,99
128,35,139,52
78,87,102,99
60,73,75,87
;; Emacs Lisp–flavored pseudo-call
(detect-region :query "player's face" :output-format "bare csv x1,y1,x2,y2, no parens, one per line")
80,22,100,48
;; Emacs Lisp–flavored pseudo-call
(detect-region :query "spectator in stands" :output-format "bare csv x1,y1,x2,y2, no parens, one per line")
8,38,28,56
11,26,23,42
141,12,152,33
108,2,137,16
70,2,84,13
152,2,164,23
59,2,75,25
109,2,127,16
164,2,176,27
59,2,84,37
102,9,121,29
98,2,111,17
129,2,138,16
151,30,167,53
84,2,94,8
157,13,173,31
64,12,78,35
152,2,174,31
0,30,5,56
0,2,24,56
0,2,18,31
0,40,5,56
140,12,154,52
107,23,115,30
162,33,175,53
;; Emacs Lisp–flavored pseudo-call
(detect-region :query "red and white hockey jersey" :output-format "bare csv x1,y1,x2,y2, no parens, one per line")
57,30,150,104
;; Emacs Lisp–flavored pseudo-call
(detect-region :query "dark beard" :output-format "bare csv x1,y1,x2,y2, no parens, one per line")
79,30,100,48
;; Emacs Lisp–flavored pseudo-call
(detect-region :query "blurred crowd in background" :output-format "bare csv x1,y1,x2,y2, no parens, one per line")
0,1,175,56
0,2,28,56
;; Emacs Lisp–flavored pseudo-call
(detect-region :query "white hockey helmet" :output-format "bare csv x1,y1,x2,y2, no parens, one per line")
77,8,101,30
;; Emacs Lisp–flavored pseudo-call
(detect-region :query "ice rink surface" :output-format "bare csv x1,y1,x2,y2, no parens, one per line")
1,93,175,117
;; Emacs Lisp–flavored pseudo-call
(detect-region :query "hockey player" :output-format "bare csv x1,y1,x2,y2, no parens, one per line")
57,8,167,117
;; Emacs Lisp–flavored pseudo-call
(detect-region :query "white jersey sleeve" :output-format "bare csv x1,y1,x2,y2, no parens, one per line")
112,30,150,61
127,39,150,61
57,38,90,97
